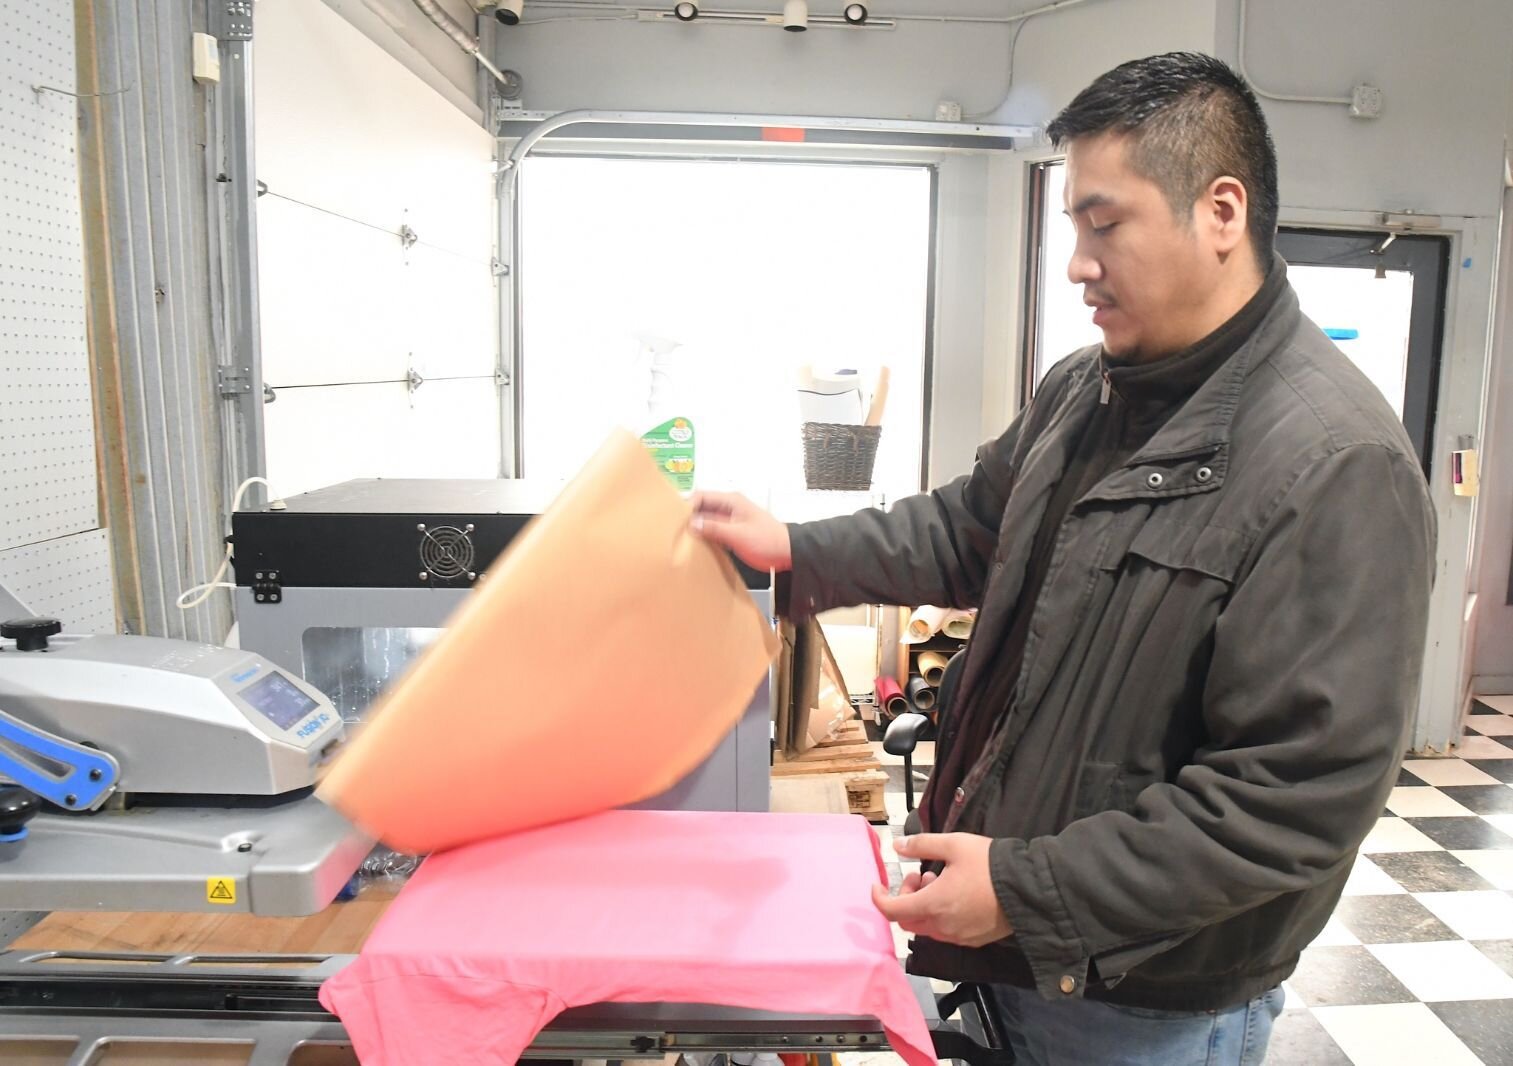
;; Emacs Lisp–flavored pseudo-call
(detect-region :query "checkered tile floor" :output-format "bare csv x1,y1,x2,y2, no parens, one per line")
859,694,1513,1065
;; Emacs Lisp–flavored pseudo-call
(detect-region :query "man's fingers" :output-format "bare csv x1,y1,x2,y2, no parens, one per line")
690,510,739,543
690,491,743,517
889,868,938,900
871,881,936,924
893,834,959,863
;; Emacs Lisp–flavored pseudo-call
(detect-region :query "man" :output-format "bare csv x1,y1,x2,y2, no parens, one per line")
694,52,1435,1066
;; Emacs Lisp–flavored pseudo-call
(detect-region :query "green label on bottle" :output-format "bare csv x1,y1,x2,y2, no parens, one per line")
641,417,695,492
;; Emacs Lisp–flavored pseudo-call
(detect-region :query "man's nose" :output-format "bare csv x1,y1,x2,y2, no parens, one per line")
1068,245,1102,287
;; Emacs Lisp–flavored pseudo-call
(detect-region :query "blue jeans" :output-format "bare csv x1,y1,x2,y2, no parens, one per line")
990,984,1284,1066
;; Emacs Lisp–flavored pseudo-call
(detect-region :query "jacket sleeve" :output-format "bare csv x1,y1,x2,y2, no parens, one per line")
987,442,1436,1000
784,415,1021,620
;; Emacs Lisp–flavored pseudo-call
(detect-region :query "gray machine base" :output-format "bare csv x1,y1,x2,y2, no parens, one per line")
0,794,371,916
0,950,1012,1066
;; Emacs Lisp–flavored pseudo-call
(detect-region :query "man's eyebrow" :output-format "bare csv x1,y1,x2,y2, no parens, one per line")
1066,192,1117,216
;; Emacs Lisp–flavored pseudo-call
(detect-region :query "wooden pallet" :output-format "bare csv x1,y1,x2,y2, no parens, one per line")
773,721,889,823
773,719,869,762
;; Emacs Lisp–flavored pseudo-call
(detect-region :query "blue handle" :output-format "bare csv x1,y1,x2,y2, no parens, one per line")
0,712,119,810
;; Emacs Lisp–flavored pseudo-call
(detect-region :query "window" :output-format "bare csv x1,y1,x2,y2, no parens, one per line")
517,157,932,512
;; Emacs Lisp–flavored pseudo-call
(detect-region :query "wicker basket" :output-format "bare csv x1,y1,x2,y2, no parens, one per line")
801,422,882,491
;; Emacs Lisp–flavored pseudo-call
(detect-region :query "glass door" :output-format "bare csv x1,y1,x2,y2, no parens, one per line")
1276,229,1449,471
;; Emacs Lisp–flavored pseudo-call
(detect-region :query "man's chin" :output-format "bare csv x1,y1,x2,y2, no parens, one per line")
1099,332,1139,361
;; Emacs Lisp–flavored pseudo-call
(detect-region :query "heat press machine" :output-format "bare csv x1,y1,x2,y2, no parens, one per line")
0,619,371,916
0,579,1014,1065
0,495,1015,1063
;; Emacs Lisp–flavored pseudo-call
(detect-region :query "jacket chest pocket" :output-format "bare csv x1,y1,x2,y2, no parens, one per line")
1100,515,1250,587
1072,761,1163,820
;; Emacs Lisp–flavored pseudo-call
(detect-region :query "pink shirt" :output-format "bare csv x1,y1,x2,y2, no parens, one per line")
321,810,936,1066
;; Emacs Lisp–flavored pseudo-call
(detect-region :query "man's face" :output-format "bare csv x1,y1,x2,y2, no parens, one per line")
1062,133,1222,361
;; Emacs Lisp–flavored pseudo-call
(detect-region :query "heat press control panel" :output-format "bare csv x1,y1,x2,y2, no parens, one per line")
223,661,339,748
0,630,343,797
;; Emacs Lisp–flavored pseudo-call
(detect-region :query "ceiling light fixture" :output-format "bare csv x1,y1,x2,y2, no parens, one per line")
674,1,698,18
495,0,523,24
782,0,808,31
842,2,867,23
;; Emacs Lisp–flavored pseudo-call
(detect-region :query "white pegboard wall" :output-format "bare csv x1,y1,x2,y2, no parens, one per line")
0,0,102,552
0,529,116,634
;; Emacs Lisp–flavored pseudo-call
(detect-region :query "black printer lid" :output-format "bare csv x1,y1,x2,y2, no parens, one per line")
253,479,561,516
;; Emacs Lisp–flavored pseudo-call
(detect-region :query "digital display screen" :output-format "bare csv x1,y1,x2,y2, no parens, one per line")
240,671,320,731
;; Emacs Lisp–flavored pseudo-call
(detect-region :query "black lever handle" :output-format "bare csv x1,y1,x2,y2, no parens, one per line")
0,784,41,842
0,617,63,652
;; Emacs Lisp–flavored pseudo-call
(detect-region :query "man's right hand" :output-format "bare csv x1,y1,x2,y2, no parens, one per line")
689,492,793,573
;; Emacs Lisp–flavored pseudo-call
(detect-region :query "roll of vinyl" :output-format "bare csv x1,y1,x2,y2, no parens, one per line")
942,609,975,640
875,675,908,718
917,650,949,687
906,605,948,643
907,675,936,712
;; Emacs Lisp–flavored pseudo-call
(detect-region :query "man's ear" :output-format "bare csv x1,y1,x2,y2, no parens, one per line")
1202,175,1249,258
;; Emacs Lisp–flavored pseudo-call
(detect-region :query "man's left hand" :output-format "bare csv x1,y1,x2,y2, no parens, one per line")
871,833,1014,948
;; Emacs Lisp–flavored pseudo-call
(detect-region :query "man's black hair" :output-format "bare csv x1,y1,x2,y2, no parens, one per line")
1046,52,1279,271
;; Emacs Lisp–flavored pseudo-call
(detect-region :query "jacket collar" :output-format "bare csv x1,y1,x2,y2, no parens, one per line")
1086,255,1300,469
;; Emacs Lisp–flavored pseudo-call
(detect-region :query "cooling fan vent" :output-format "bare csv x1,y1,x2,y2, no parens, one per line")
417,524,476,582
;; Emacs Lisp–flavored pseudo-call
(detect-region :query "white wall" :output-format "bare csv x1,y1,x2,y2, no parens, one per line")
1215,0,1513,221
1472,185,1513,694
321,0,484,120
980,151,1028,440
978,0,1217,129
496,0,1019,119
495,0,1215,124
1471,61,1513,695
930,155,992,484
255,0,500,499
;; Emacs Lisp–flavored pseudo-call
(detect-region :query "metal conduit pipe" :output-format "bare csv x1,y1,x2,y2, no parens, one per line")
409,0,515,88
502,109,1037,173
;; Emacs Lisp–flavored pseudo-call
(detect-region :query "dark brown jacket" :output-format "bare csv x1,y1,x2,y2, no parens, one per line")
787,281,1436,1010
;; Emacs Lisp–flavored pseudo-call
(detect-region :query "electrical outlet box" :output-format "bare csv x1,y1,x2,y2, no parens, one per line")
935,100,963,123
192,32,220,84
1350,84,1383,119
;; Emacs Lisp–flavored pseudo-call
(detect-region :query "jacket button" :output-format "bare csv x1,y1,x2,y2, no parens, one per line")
1145,472,1164,488
1195,466,1214,483
954,787,966,804
1059,975,1077,995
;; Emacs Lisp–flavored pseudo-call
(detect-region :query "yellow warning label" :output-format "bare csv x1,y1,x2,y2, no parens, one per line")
206,877,237,905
